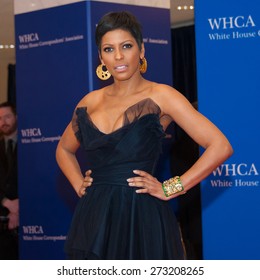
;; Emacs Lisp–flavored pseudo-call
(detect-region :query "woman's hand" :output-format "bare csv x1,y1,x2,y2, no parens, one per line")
77,170,93,197
127,170,169,201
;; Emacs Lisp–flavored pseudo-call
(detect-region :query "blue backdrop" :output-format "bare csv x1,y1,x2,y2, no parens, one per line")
195,0,260,259
15,0,172,260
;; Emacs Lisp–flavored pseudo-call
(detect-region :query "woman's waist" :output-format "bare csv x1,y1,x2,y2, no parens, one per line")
90,161,155,187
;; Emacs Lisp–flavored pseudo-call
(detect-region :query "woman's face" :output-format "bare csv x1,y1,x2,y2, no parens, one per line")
99,29,144,81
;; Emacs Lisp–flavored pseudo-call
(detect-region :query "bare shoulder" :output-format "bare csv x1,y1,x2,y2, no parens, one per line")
150,82,190,113
151,82,182,99
76,88,104,108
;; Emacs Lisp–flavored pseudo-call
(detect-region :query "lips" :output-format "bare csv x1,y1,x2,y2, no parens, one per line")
114,65,127,71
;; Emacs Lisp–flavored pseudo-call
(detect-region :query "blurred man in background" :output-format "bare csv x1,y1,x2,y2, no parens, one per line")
0,101,18,259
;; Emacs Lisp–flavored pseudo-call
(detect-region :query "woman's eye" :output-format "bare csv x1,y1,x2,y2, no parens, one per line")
123,44,132,49
103,47,113,52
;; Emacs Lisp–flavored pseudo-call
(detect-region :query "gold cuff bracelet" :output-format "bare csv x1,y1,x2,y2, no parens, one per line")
162,176,185,197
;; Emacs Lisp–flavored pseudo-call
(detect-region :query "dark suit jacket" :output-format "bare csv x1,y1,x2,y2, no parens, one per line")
0,138,18,216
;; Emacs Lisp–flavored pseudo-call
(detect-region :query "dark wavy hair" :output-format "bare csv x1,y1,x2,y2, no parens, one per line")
95,11,143,52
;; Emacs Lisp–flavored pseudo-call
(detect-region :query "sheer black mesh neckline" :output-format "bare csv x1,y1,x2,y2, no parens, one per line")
73,98,162,136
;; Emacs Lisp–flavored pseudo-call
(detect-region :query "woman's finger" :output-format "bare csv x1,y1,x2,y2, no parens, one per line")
85,169,92,176
84,169,93,185
84,177,93,184
133,169,154,179
127,176,152,187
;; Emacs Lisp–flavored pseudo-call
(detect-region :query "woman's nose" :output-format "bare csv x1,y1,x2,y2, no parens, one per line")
114,49,123,60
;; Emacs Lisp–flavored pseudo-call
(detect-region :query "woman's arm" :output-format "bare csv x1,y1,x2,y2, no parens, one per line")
127,84,233,200
56,122,85,197
159,86,233,192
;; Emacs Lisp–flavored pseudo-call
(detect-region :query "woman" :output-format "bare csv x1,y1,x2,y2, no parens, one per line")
56,11,233,259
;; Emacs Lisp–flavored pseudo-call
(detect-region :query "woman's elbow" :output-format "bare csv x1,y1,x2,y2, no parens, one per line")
222,140,234,160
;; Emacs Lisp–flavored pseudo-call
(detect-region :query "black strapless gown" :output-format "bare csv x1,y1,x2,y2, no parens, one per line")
65,98,185,259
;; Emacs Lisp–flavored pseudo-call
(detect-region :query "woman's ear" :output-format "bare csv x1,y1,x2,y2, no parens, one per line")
140,43,145,58
98,52,104,65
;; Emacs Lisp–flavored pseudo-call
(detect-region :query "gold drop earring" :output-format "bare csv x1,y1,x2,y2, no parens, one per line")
139,57,147,74
96,64,111,80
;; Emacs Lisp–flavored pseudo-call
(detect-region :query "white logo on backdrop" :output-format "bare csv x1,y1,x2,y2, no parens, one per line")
207,15,260,40
209,163,259,188
20,128,61,144
22,225,66,242
18,32,84,50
